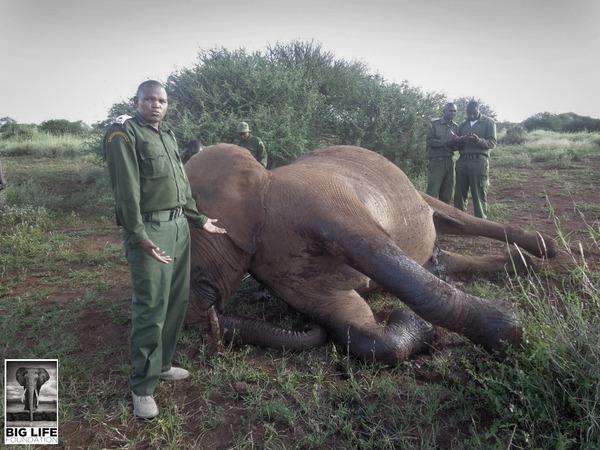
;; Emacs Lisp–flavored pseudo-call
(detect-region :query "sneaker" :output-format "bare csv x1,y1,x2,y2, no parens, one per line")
132,392,158,419
160,366,190,381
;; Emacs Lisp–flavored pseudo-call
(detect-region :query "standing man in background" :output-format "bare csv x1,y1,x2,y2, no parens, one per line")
425,103,460,204
454,100,497,219
103,80,226,419
234,121,268,168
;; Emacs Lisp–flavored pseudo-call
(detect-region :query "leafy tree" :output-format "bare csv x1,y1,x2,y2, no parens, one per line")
162,41,446,172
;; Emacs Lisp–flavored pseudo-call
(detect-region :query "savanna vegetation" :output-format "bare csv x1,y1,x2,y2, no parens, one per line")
1,42,599,448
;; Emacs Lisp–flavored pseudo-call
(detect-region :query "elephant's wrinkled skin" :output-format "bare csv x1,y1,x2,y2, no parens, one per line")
185,145,557,364
16,367,50,421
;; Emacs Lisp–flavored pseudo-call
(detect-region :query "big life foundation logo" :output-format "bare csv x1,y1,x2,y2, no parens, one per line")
4,359,58,445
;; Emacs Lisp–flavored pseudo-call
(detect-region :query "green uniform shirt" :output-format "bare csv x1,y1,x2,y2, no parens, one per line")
458,114,497,156
426,118,459,158
234,135,268,167
103,114,207,244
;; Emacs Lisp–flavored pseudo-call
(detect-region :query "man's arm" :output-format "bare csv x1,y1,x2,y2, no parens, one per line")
105,126,148,244
475,119,497,149
257,138,268,167
425,122,447,148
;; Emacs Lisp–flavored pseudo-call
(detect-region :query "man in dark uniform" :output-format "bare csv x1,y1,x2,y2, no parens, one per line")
425,103,460,203
234,121,268,167
454,100,497,219
103,80,226,419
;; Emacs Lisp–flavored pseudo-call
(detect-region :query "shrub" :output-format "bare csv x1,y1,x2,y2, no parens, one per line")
39,119,91,136
0,123,38,140
500,125,527,145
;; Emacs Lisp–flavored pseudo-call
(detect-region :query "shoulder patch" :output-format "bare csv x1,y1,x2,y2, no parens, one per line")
107,130,130,143
113,114,132,125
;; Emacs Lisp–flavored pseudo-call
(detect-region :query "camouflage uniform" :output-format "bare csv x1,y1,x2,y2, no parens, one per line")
234,135,268,168
103,114,207,396
454,115,497,219
425,118,458,203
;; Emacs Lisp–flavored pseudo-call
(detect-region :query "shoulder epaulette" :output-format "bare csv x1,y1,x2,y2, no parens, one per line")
113,114,132,125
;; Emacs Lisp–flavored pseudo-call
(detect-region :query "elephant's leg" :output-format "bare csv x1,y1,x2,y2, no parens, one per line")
283,288,434,365
421,192,557,258
317,221,522,352
427,248,533,276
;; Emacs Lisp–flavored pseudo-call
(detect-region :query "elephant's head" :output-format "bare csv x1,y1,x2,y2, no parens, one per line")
16,367,50,421
185,145,327,348
185,144,270,314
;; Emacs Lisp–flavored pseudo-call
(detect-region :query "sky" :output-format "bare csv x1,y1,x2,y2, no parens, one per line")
1,0,598,125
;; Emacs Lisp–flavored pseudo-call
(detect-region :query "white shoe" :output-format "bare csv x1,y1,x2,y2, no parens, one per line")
160,366,190,381
132,392,159,419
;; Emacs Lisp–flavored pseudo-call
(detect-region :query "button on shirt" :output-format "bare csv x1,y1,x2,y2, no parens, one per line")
104,114,207,243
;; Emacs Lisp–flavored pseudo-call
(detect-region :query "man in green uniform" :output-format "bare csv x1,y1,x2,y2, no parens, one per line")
425,103,460,203
103,80,226,419
454,100,497,219
234,121,268,167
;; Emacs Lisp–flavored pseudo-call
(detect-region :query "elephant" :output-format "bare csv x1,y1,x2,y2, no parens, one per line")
16,367,50,421
184,144,557,364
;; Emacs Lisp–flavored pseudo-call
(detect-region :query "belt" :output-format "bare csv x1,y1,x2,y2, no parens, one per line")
459,153,487,160
428,156,452,160
142,207,183,222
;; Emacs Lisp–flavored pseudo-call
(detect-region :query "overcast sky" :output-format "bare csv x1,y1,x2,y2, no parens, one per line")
1,0,598,124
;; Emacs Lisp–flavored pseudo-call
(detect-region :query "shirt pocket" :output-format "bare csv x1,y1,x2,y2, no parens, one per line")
138,141,169,179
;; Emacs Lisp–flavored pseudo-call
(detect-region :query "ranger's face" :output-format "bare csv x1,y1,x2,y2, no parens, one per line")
136,86,168,125
467,105,480,121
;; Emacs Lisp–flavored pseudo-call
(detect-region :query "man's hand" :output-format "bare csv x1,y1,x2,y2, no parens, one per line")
203,218,227,234
139,239,173,264
466,133,481,144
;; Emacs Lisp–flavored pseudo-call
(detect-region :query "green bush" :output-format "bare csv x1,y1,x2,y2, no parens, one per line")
124,41,447,173
39,119,90,136
0,123,38,140
500,125,527,145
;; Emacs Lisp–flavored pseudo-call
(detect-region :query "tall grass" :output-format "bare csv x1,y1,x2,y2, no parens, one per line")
493,130,600,167
0,131,92,158
460,222,600,449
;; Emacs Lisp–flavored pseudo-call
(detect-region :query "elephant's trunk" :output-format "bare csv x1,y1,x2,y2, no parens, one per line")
28,387,34,421
215,313,327,351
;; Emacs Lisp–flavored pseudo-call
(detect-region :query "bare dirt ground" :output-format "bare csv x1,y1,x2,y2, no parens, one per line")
4,156,599,448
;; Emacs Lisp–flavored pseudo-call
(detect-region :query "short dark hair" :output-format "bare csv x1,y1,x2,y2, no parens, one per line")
136,80,164,98
467,100,479,109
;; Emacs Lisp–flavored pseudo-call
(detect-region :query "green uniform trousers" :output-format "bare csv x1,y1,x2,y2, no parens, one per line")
426,157,454,204
124,214,190,395
454,155,489,219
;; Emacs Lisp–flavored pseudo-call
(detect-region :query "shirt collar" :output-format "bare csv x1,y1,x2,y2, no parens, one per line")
134,113,171,132
440,117,456,126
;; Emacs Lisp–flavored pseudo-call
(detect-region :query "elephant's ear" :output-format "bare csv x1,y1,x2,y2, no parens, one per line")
16,368,26,386
185,144,270,254
37,368,50,388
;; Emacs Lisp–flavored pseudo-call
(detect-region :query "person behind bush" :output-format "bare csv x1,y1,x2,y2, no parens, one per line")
454,100,497,219
234,121,268,167
425,103,460,203
103,80,226,419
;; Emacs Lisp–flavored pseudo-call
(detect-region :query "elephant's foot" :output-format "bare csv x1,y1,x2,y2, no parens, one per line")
385,309,435,359
459,296,522,352
329,310,435,365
